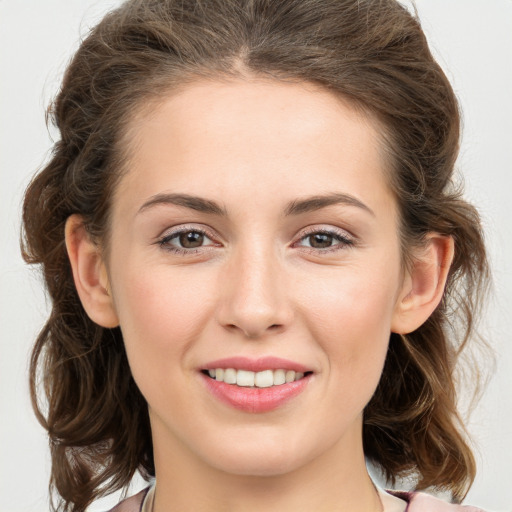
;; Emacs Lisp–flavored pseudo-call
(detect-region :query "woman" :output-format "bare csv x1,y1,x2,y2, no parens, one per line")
21,0,490,511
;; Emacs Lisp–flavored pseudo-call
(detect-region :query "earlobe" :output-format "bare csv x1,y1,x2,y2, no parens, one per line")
391,234,454,334
65,214,119,328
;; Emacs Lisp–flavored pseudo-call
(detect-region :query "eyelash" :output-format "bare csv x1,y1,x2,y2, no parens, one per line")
157,226,355,256
295,227,354,254
157,226,217,256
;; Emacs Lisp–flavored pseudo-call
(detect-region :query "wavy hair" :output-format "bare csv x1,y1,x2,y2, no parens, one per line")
22,0,489,510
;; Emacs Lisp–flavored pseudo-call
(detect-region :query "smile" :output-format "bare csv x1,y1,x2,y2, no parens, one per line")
200,357,313,413
203,368,308,388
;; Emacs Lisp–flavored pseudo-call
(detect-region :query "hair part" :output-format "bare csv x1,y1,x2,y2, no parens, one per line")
22,0,489,510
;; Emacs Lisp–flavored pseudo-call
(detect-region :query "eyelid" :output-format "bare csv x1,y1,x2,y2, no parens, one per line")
156,224,221,252
292,225,356,253
158,224,217,240
155,223,356,256
298,224,354,238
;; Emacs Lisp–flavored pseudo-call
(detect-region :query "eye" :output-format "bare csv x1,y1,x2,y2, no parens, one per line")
295,228,354,253
158,227,217,254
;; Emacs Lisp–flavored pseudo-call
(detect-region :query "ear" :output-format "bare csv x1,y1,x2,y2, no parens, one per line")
65,214,119,328
391,234,454,334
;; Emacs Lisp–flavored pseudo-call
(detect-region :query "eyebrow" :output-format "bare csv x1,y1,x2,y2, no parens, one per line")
138,192,374,217
139,193,228,216
284,193,375,217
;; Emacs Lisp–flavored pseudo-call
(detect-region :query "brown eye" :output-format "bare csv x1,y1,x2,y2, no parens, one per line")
308,233,334,248
179,231,204,248
296,229,354,253
159,228,215,253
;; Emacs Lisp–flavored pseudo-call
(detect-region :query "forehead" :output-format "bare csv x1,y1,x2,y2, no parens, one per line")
114,78,395,220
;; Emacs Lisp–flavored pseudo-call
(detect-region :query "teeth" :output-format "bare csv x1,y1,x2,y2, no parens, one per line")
224,368,237,384
273,369,286,385
254,369,273,388
236,369,255,387
206,368,309,387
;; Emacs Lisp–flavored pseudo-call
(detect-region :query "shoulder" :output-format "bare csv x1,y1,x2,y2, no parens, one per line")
388,491,486,512
106,487,149,512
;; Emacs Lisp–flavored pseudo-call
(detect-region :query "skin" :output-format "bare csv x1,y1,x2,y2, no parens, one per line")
66,78,453,511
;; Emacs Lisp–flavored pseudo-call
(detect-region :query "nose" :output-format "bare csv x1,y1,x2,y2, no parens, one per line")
215,244,293,339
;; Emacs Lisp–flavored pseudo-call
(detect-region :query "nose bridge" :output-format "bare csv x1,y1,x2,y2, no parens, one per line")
217,237,291,338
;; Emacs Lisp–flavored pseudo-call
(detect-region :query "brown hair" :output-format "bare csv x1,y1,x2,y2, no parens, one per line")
22,0,489,510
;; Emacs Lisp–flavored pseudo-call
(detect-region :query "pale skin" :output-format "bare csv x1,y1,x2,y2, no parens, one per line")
65,78,454,512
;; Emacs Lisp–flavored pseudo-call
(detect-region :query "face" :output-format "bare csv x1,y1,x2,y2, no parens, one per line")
106,79,408,477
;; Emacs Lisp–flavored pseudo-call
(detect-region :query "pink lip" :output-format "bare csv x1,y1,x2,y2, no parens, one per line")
199,357,313,413
202,356,310,373
201,372,311,413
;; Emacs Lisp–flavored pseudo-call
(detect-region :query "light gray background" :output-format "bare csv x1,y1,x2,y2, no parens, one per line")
1,1,511,511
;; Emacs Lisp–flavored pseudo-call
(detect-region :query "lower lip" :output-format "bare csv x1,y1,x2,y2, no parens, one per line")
201,373,311,413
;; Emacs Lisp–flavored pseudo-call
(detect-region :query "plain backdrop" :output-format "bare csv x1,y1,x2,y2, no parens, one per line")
1,1,511,511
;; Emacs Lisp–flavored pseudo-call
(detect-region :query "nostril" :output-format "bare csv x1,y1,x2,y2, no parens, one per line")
221,320,286,339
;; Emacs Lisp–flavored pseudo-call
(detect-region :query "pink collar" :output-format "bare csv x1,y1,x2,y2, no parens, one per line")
387,490,485,512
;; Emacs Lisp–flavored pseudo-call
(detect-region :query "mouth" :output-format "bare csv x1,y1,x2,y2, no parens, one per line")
199,357,314,413
201,368,313,388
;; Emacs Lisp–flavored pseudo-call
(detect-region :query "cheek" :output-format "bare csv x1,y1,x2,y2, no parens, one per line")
111,262,217,384
300,263,399,338
120,254,218,317
297,261,400,395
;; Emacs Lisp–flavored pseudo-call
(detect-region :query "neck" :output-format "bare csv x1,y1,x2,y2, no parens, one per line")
150,419,381,512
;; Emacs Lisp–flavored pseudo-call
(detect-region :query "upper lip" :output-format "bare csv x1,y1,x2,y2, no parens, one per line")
201,356,311,373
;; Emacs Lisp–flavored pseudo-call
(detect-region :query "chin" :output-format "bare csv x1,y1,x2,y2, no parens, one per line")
196,434,315,477
210,454,304,477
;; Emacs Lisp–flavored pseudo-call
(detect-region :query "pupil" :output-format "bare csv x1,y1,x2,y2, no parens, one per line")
310,233,333,248
180,231,204,248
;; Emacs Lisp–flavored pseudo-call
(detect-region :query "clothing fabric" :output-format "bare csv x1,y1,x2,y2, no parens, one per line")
107,487,148,512
388,491,485,512
106,486,486,512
